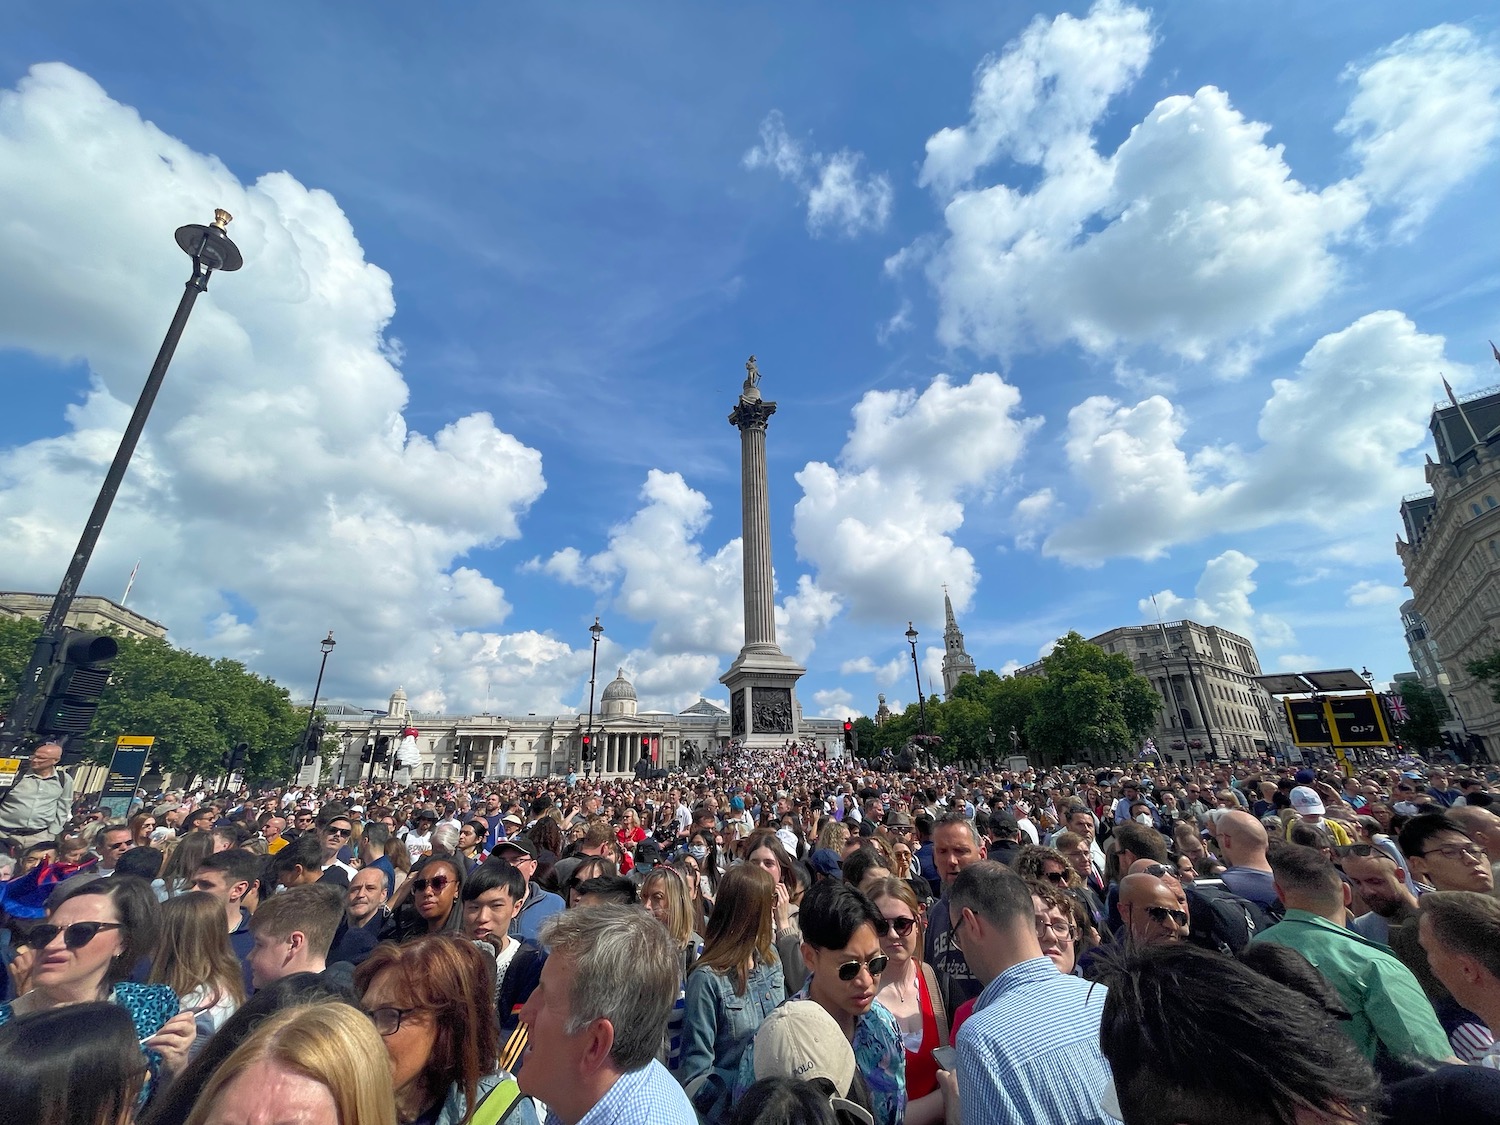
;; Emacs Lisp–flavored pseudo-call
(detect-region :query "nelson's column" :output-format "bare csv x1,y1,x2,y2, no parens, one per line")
721,356,805,748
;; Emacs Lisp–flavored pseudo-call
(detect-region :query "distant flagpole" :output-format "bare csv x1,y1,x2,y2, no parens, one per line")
121,559,141,606
1444,375,1482,447
1490,340,1500,367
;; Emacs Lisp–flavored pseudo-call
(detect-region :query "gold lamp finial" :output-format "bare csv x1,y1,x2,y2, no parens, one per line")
212,208,232,230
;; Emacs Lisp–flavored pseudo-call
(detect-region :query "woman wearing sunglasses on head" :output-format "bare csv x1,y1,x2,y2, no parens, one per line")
1,875,198,1106
381,855,466,942
868,877,947,1125
680,864,785,1122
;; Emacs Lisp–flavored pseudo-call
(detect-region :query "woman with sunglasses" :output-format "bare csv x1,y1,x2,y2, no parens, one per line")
382,855,466,942
788,879,905,1125
868,877,947,1125
1,875,197,1106
129,812,158,848
680,864,785,1122
355,934,536,1125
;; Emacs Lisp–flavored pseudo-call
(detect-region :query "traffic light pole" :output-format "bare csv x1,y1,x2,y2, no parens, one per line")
0,213,242,753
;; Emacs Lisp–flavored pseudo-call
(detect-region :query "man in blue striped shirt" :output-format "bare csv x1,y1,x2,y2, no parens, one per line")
948,861,1116,1125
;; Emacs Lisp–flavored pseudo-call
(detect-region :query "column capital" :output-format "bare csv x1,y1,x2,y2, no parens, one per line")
729,397,777,431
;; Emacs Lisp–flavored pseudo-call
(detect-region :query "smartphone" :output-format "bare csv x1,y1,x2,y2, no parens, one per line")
932,1046,957,1072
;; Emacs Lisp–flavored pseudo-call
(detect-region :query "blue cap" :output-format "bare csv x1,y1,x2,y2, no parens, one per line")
809,848,843,878
1293,769,1316,784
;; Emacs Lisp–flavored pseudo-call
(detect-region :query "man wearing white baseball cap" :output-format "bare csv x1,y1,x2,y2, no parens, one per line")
751,1000,876,1125
1285,786,1353,847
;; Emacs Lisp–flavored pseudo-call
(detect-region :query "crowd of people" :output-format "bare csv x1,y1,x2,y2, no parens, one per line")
2,735,1500,1125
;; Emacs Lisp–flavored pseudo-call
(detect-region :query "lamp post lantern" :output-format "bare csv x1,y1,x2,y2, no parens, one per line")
291,631,336,786
905,622,927,737
0,211,243,751
584,617,603,776
1177,641,1219,762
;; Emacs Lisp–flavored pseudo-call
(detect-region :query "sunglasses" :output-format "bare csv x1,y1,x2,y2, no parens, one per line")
1333,844,1393,860
884,916,917,937
23,921,123,950
1144,906,1189,927
324,827,352,838
411,876,453,894
1043,871,1070,885
1140,864,1179,881
835,953,889,981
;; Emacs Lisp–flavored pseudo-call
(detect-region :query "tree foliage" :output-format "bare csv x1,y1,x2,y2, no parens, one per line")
1467,652,1500,705
2,615,313,781
1023,632,1160,766
1393,680,1448,751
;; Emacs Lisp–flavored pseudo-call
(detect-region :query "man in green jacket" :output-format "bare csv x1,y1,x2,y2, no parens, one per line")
1251,844,1452,1069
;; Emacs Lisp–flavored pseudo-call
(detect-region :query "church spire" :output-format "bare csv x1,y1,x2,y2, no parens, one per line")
940,587,977,698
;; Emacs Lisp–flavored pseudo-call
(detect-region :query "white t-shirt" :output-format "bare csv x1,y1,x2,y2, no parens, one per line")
403,830,432,865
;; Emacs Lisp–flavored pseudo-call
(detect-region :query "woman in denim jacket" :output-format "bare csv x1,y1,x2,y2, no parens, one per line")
679,864,784,1121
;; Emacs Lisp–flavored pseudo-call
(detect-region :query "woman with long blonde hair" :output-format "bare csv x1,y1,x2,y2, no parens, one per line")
147,891,246,1048
183,1003,396,1125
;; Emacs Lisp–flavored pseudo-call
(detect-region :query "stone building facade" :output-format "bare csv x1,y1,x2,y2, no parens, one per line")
0,591,168,641
1397,384,1500,758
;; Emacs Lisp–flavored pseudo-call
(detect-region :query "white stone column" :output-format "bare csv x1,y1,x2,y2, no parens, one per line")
732,396,778,650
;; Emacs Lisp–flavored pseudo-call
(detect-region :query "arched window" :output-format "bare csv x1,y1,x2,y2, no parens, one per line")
1486,495,1498,509
1473,503,1484,517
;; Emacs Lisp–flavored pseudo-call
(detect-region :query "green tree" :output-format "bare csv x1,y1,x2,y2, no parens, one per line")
1023,631,1161,766
1393,680,1448,751
3,621,310,781
1468,652,1500,705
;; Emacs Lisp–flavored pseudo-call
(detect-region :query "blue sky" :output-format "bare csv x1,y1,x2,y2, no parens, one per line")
0,1,1497,721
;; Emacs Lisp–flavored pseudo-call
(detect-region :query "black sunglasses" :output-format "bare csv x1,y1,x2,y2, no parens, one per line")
324,826,352,838
1145,906,1189,927
885,916,917,937
835,953,889,981
1043,870,1070,884
23,921,123,950
1333,844,1392,860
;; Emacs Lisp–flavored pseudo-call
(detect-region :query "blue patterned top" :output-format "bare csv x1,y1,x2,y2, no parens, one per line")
955,957,1114,1125
783,982,907,1125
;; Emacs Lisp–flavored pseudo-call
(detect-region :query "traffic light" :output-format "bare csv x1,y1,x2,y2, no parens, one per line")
581,734,594,763
221,741,250,772
35,628,118,741
360,740,373,764
374,735,391,762
302,721,325,766
843,719,854,754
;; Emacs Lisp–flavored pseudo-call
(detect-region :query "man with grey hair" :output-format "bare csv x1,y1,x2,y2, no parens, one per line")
518,904,695,1125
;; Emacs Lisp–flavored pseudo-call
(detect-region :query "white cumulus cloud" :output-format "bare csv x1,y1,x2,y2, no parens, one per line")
793,372,1041,621
1339,25,1500,238
1145,550,1295,651
1345,580,1406,608
744,111,893,238
1043,311,1457,563
0,63,569,715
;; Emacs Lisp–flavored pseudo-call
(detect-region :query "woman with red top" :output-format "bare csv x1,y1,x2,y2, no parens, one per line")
615,807,647,874
868,877,947,1125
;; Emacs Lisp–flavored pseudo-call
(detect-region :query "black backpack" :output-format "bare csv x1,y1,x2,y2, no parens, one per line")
1185,881,1279,955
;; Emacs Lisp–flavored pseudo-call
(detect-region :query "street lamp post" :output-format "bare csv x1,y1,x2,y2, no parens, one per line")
584,617,603,776
291,631,336,787
1156,650,1195,768
0,211,243,751
1177,641,1219,762
905,621,927,739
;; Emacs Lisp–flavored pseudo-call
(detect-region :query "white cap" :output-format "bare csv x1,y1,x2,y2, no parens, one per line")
1289,785,1324,816
753,1002,874,1125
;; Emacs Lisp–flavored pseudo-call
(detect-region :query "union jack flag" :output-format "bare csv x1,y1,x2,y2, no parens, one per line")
1383,693,1408,723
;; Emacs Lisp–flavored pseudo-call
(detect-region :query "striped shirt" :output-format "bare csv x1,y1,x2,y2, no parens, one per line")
955,957,1115,1125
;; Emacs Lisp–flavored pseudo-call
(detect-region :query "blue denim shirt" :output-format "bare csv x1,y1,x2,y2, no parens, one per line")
679,953,784,1119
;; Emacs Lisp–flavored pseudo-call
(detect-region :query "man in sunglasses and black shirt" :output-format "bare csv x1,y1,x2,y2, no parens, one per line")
316,812,359,880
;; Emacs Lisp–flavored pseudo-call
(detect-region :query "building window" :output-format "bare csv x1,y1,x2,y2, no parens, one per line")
1490,540,1499,562
1488,496,1498,510
1473,503,1484,517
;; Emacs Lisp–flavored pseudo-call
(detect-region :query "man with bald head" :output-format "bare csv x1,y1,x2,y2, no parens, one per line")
1212,809,1278,911
1119,874,1190,946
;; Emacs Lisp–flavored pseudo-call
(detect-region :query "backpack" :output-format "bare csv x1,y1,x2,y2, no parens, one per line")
1185,882,1277,955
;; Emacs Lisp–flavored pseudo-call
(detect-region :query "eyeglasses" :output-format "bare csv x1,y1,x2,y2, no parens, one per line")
324,827,352,838
411,876,453,894
1144,906,1190,927
1140,864,1179,881
1043,870,1070,885
104,839,133,851
834,953,889,981
884,916,917,937
1034,916,1077,942
366,1006,421,1036
22,921,123,950
1418,843,1487,862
